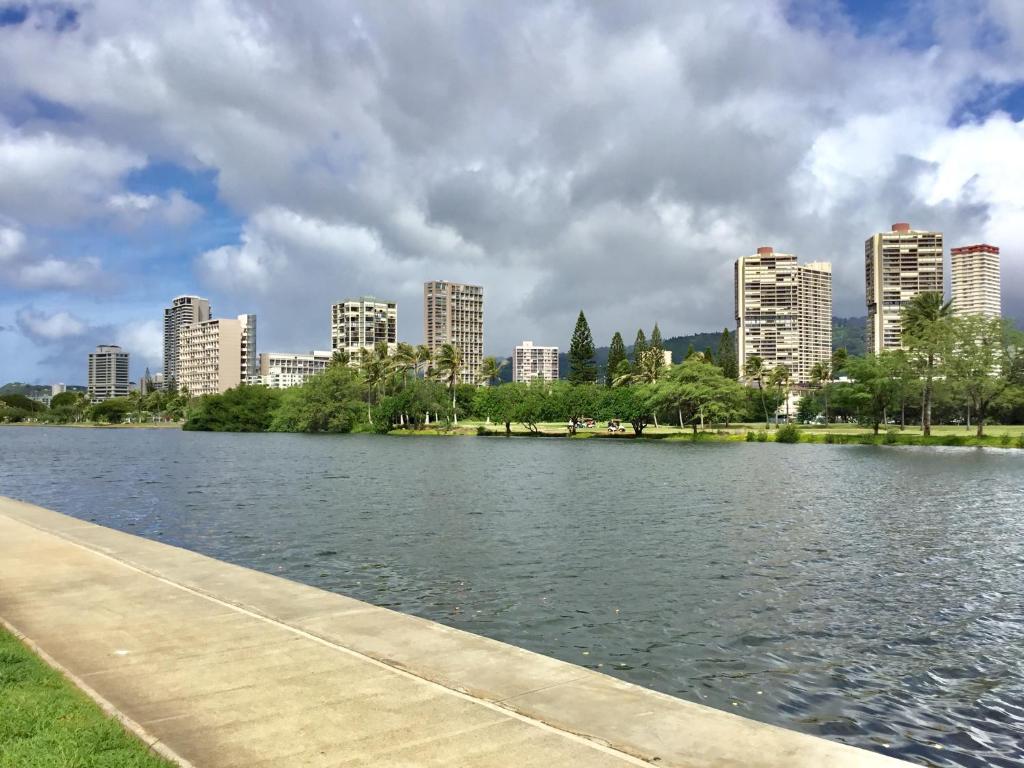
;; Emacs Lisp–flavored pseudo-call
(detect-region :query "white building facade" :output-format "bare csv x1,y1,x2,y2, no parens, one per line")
258,351,332,388
865,223,943,353
177,314,257,396
163,295,211,390
330,297,397,360
512,341,559,382
951,244,1001,318
87,345,130,403
423,280,484,384
735,247,832,387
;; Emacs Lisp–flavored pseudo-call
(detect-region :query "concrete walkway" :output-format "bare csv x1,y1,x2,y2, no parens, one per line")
0,496,910,767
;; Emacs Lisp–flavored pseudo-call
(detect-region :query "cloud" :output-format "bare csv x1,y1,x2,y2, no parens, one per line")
14,256,103,290
114,318,162,362
1,0,1023,366
0,223,25,261
107,189,202,228
15,307,87,341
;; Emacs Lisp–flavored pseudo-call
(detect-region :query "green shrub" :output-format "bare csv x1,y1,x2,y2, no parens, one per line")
883,429,899,445
999,433,1012,447
746,431,757,442
774,423,801,443
942,435,964,447
1016,434,1024,449
824,433,835,444
756,430,768,442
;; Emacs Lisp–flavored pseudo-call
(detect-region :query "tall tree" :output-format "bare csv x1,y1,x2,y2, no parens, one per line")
902,291,952,436
434,343,464,423
831,347,848,378
632,329,647,363
945,316,1022,437
478,356,506,386
685,343,696,360
718,328,738,379
568,311,598,384
744,355,771,428
703,347,714,364
809,360,832,423
605,332,627,387
649,324,664,354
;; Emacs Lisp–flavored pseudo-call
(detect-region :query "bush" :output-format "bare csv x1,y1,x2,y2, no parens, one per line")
774,423,801,443
756,430,768,442
882,429,899,445
999,433,1012,447
942,435,964,447
1017,434,1024,449
824,433,836,444
745,431,757,442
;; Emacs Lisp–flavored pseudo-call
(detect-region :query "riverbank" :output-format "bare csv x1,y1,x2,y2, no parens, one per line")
0,625,175,768
0,421,183,429
0,495,909,767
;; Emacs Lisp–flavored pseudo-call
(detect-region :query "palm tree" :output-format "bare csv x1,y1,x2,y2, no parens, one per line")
902,291,952,436
329,349,350,368
359,344,391,424
393,343,418,388
612,349,662,387
478,356,507,386
744,355,771,428
434,343,464,424
415,344,433,379
770,365,792,423
810,360,832,424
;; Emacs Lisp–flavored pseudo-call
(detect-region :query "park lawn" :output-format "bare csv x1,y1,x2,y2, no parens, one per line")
0,626,175,768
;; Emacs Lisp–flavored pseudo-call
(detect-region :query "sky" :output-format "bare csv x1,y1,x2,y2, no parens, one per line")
1,0,1023,385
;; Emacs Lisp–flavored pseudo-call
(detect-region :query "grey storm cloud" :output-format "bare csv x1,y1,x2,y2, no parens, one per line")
1,0,1023,366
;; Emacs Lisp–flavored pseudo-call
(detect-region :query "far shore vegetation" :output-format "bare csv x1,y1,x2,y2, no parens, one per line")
4,296,1023,449
0,625,175,768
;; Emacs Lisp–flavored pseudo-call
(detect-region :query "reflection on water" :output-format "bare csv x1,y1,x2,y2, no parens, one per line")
2,427,1023,767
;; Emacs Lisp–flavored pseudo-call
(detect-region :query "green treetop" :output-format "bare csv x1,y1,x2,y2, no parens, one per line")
717,327,738,379
568,310,598,384
605,332,627,387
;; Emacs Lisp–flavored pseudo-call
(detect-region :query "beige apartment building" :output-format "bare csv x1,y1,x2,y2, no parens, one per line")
424,280,484,384
512,341,559,382
330,297,397,360
163,295,211,389
951,244,1001,318
87,345,130,403
177,314,257,396
258,350,332,389
865,223,944,353
734,247,832,387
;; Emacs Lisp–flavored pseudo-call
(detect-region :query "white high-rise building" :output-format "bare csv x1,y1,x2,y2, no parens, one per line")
512,341,559,382
258,351,332,389
177,314,257,396
951,244,1001,318
865,223,943,354
87,345,130,403
163,295,211,390
734,247,832,387
330,297,397,361
423,281,484,384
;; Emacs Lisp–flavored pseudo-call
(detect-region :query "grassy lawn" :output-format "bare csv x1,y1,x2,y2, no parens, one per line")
0,626,175,768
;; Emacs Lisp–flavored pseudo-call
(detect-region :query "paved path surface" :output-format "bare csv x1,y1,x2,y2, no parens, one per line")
0,496,911,767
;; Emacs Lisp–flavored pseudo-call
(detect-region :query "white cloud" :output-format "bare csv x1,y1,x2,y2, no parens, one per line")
15,307,88,341
14,256,103,290
115,319,163,362
107,189,202,228
0,224,25,262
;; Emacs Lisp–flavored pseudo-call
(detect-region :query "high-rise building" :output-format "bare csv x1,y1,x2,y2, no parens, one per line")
177,314,257,396
423,281,484,384
258,351,332,389
951,244,1001,318
163,295,211,389
865,223,943,353
87,345,130,403
330,297,397,361
734,247,832,387
512,341,559,382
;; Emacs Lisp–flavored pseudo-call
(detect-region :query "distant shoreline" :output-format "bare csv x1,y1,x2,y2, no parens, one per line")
5,420,1023,450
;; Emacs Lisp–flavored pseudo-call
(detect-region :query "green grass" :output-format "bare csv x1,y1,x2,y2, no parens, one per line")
0,626,175,768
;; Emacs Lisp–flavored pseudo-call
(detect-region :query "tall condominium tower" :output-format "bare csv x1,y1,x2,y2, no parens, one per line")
87,345,130,403
163,295,211,389
951,244,1001,318
512,341,559,383
423,280,484,384
865,223,943,353
734,247,832,387
330,297,397,360
177,314,257,396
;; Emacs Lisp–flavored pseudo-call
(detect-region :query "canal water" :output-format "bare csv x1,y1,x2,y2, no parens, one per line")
1,427,1022,767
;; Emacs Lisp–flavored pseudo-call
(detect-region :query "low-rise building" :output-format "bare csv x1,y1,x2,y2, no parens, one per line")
87,345,130,403
512,341,559,382
258,350,332,388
